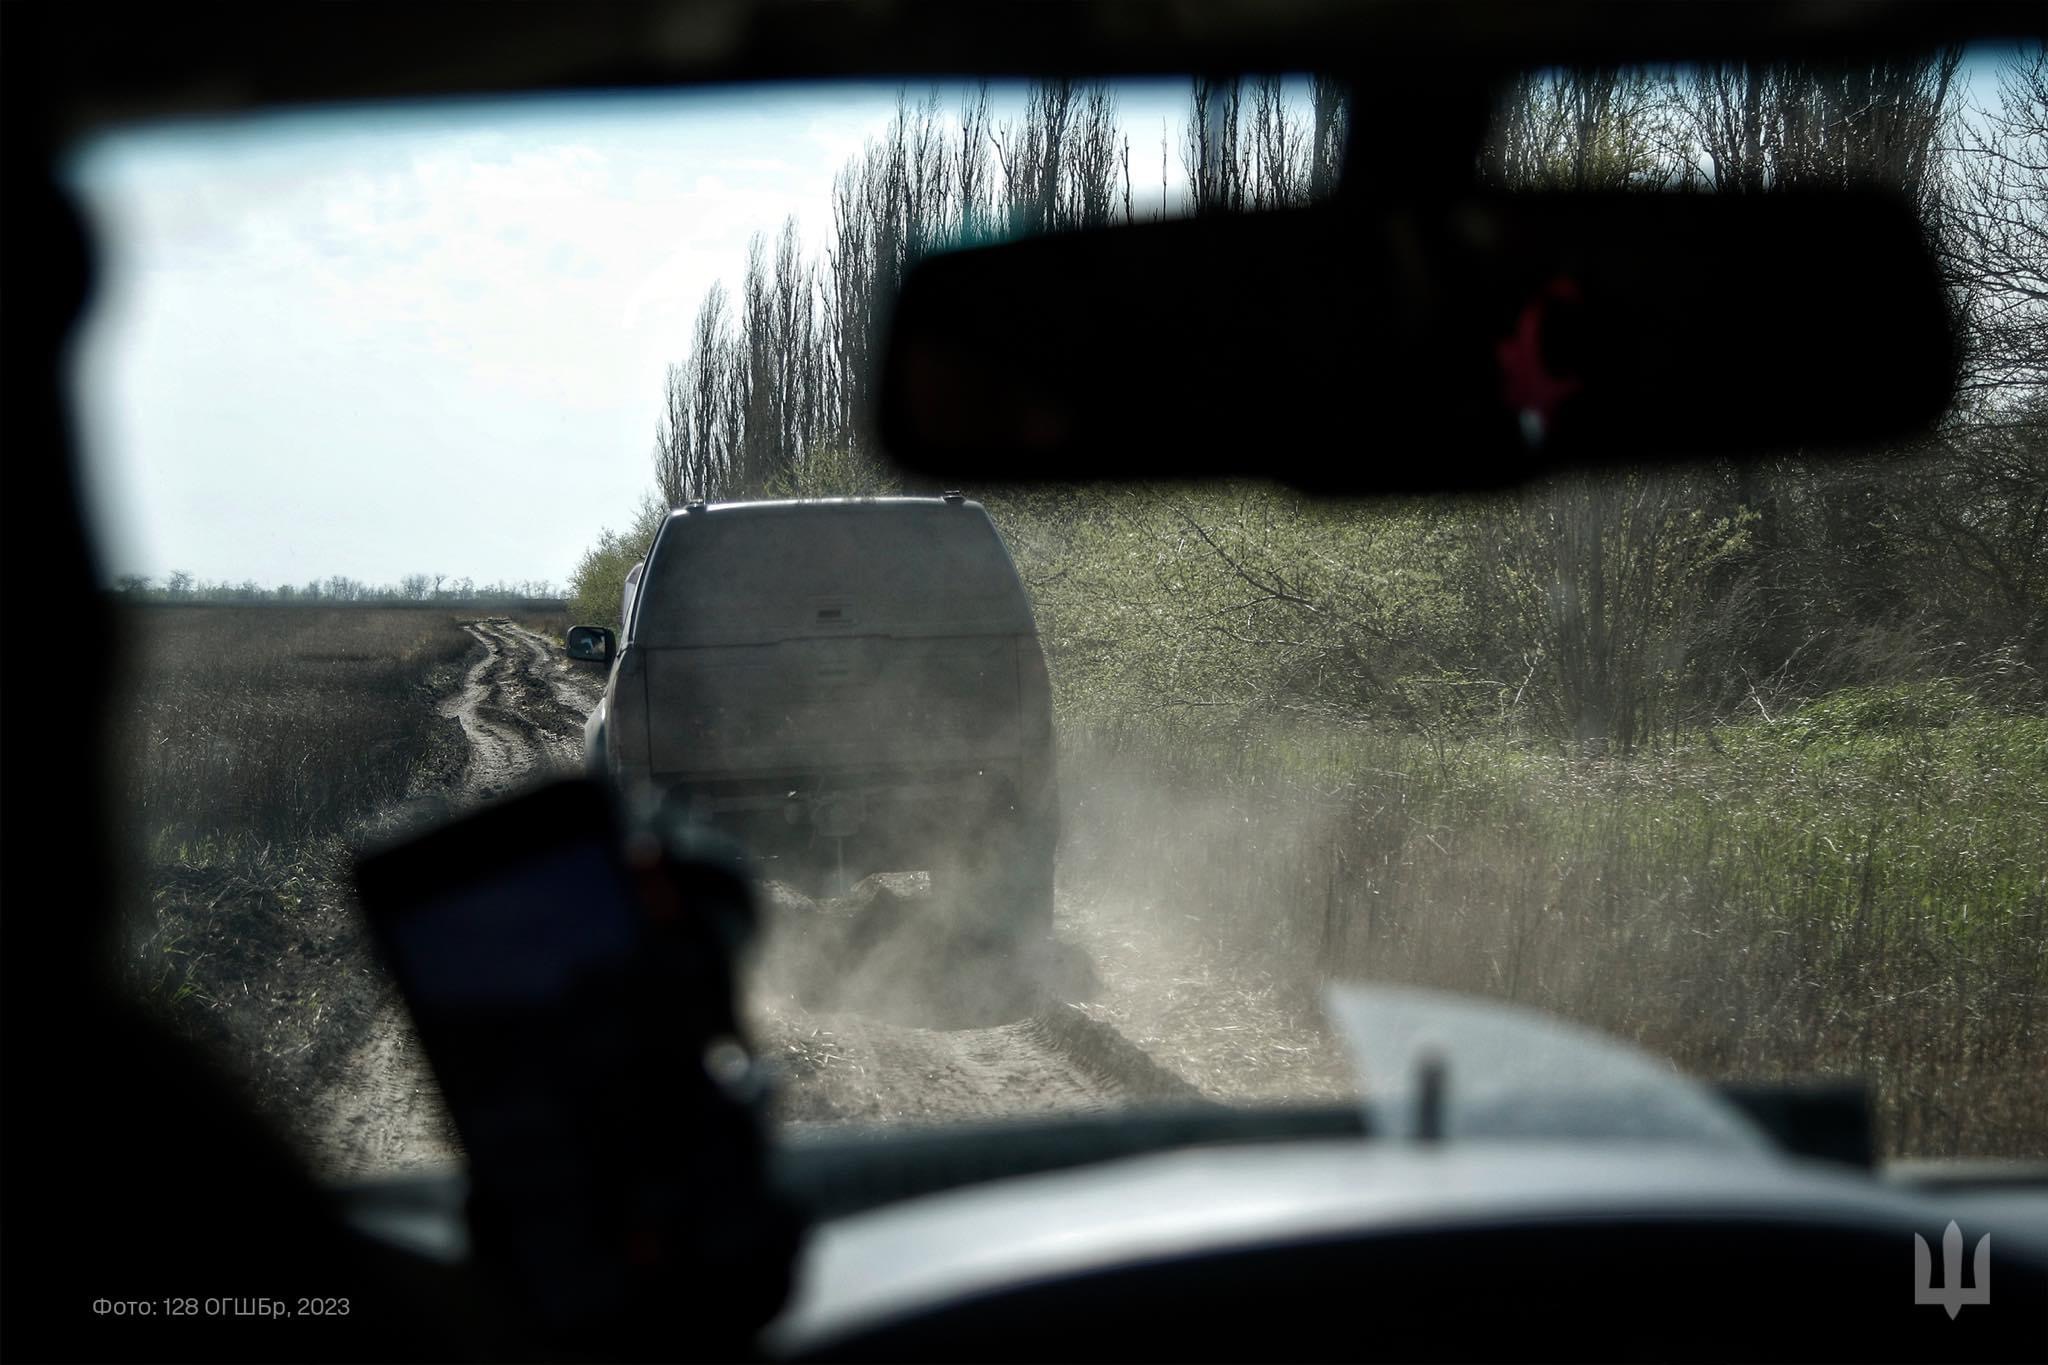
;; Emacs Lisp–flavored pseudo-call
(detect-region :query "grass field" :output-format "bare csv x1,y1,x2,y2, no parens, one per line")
103,603,2043,1159
1059,681,2048,1157
109,606,478,1142
514,610,571,642
116,607,476,858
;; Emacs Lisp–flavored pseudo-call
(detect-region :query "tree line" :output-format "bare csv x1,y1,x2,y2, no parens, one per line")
577,55,2047,752
112,572,562,608
1453,53,2048,748
644,77,1350,511
572,77,1347,622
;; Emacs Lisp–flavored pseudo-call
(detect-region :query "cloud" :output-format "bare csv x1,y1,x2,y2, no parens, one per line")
62,82,1195,586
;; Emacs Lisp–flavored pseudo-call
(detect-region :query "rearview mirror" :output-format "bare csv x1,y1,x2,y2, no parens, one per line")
566,625,615,666
879,191,1955,492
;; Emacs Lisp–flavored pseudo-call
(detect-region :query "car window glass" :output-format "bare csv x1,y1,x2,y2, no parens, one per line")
64,49,2047,1181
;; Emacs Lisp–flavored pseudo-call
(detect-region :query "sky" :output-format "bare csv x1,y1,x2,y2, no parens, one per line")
65,80,1197,592
62,54,2022,593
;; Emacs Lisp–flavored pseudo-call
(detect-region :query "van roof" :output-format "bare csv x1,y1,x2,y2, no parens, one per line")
672,495,981,518
636,495,1033,647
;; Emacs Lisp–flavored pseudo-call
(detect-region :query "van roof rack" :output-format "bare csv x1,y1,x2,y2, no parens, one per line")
941,490,965,504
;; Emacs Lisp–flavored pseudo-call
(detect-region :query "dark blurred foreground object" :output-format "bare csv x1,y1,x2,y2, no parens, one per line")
4,3,2040,1363
22,1,2040,128
880,191,1957,491
0,60,485,1365
353,780,800,1357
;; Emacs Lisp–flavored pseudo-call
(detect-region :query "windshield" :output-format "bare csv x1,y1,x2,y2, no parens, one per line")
66,55,2046,1184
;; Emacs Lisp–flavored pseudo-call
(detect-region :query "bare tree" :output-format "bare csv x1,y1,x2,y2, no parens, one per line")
824,89,952,456
1062,85,1125,228
738,231,777,493
1470,62,1984,741
690,284,739,498
651,287,739,508
1945,47,2048,414
1308,76,1348,199
956,84,995,241
652,360,691,507
772,218,823,472
1247,77,1308,208
996,80,1076,235
1184,78,1245,214
1675,52,1962,208
826,154,876,452
1909,47,2048,675
654,78,1326,506
1486,67,1680,190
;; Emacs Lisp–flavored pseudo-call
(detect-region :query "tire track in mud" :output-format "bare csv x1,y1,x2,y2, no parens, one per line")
763,1013,1113,1126
760,1001,1205,1129
319,617,1204,1176
1024,1003,1210,1105
316,619,602,1181
442,619,597,793
501,621,604,738
747,877,1203,1127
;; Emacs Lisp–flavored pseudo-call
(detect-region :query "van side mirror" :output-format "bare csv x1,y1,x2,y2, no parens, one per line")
566,625,615,666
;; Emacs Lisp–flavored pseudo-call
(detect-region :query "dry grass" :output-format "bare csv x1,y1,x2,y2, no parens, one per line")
1061,686,2048,1158
116,607,476,856
109,605,478,1143
515,611,571,643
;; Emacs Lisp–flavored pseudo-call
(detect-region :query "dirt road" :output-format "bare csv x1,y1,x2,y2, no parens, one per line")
316,619,601,1179
439,618,597,792
314,619,1353,1180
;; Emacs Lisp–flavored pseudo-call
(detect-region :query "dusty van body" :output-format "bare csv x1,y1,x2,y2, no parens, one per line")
583,497,1056,942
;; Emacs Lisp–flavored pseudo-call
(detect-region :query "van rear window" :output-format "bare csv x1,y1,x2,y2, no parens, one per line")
634,502,1035,646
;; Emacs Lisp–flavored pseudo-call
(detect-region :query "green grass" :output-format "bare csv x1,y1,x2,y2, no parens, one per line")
1058,681,2048,1157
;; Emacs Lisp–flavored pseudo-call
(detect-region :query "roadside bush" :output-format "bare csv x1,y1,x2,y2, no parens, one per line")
1060,692,2048,1158
568,493,670,633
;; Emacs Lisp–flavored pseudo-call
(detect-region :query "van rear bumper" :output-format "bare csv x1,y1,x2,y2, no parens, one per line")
654,763,1052,891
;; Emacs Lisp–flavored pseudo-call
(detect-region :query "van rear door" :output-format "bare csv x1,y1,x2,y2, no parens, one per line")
645,634,1021,778
632,502,1036,782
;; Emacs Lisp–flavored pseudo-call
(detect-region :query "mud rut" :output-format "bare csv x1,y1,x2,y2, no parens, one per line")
313,620,1232,1180
316,618,593,1178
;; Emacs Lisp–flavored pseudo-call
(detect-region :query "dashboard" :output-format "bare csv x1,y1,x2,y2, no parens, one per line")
337,1102,2048,1362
